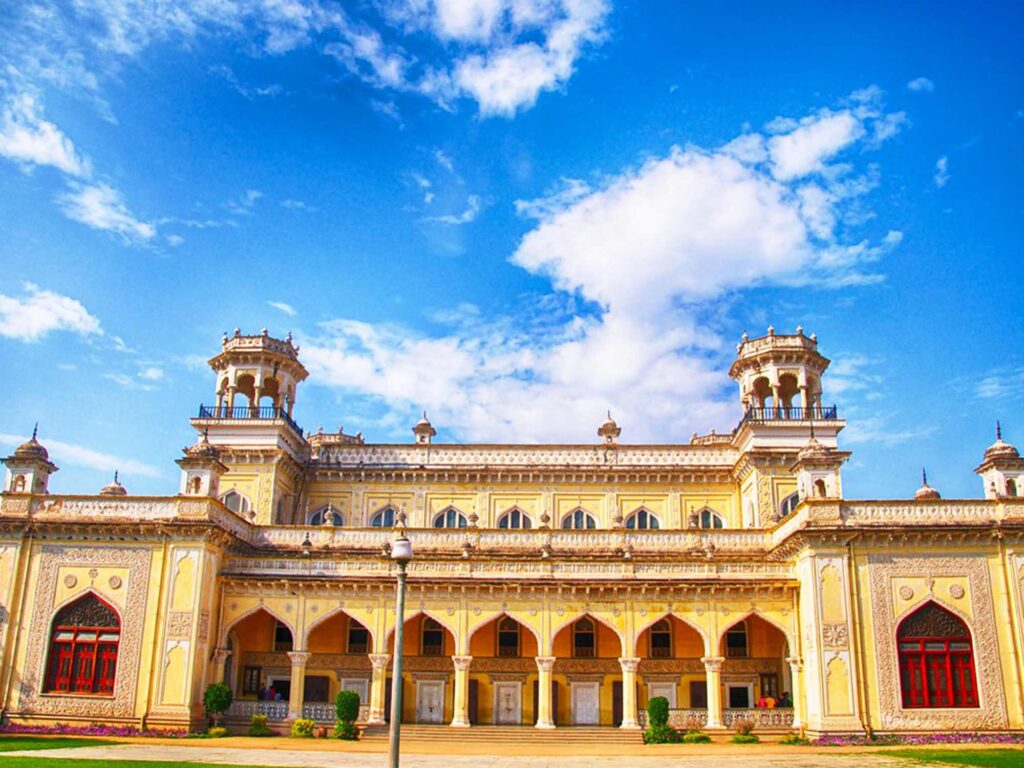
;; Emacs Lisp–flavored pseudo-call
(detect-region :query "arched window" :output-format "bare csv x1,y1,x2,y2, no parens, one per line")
274,621,293,652
497,616,520,657
309,505,343,526
573,617,596,658
347,618,370,654
45,592,120,695
814,479,828,497
649,619,672,658
725,621,748,658
625,508,660,529
1008,479,1018,498
698,507,724,529
497,508,532,529
433,507,468,528
421,617,445,656
779,492,800,518
370,506,396,528
221,490,251,516
898,602,978,708
561,508,597,530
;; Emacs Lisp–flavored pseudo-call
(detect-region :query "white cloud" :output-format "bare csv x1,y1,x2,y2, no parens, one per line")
768,111,864,181
268,300,298,316
974,367,1024,401
166,233,185,246
934,156,950,188
302,92,904,443
138,366,163,380
0,91,91,176
434,149,454,172
0,432,163,478
57,182,155,242
0,282,103,342
426,195,481,224
907,77,935,93
226,188,263,216
281,199,312,210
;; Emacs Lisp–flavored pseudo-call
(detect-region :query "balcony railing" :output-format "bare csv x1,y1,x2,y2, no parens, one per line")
741,405,837,423
197,404,302,435
638,707,794,729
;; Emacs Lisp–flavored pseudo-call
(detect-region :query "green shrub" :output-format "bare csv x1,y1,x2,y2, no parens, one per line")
248,714,274,737
646,696,670,728
335,690,361,724
206,727,228,738
682,716,705,734
682,731,712,743
290,718,315,738
202,683,233,728
643,723,680,744
333,721,359,740
779,733,809,745
731,733,760,744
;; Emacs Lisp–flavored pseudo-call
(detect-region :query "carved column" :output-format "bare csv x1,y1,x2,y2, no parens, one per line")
618,657,641,729
450,655,473,727
535,656,556,728
702,656,725,729
286,651,311,720
787,656,805,729
368,653,391,724
211,647,232,685
226,385,237,412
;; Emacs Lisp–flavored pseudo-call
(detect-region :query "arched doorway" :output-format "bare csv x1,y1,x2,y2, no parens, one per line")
551,615,623,726
634,615,705,718
303,611,374,720
45,592,120,695
718,614,793,728
225,608,294,715
386,613,457,724
467,614,540,725
897,601,978,708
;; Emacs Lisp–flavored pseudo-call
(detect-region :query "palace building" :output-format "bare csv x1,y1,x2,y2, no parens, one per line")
2,327,1023,737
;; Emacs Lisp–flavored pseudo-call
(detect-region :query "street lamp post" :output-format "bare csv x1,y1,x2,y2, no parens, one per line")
388,531,413,768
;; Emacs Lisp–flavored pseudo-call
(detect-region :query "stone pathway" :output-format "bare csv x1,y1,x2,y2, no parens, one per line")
4,743,919,767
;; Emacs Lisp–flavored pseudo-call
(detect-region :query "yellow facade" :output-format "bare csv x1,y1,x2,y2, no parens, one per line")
2,328,1024,738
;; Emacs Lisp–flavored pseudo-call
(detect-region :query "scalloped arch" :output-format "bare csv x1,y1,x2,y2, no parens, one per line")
633,611,709,655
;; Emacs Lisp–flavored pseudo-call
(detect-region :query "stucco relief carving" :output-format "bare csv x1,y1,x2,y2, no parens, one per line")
198,611,210,641
868,554,1007,730
949,584,965,600
166,612,193,639
19,545,151,719
898,586,914,601
822,623,849,650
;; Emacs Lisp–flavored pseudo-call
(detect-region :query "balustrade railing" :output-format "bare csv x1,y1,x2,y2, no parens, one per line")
741,405,837,423
637,707,793,729
197,404,302,434
226,700,288,720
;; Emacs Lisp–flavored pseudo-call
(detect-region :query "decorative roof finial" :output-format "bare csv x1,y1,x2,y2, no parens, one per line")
32,422,38,440
922,467,927,486
996,420,1002,441
114,470,119,484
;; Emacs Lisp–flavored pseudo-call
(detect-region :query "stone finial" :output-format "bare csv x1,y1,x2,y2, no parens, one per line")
914,467,941,500
767,325,775,336
796,325,804,336
100,471,128,496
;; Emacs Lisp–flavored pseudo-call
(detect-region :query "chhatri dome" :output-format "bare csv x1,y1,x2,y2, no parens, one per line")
14,424,49,460
983,421,1021,462
99,471,128,496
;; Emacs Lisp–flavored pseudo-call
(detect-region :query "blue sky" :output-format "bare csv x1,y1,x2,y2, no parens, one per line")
0,1,1021,500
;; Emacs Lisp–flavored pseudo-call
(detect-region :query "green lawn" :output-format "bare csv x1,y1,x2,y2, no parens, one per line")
0,761,278,768
0,738,119,752
881,748,1024,767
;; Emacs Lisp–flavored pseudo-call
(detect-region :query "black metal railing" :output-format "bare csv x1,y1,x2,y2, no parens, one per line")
196,405,302,435
741,405,838,423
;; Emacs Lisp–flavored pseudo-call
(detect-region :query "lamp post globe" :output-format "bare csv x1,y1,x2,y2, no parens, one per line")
387,531,412,768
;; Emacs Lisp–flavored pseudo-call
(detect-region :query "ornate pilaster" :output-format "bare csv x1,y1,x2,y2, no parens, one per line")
286,651,311,720
786,656,805,729
451,655,473,727
367,653,391,724
211,647,232,685
702,655,725,729
535,656,556,728
618,657,641,729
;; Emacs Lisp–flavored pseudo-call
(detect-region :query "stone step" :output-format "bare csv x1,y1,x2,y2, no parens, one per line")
360,724,643,744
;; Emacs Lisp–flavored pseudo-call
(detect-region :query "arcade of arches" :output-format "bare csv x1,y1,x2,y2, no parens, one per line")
4,328,1024,737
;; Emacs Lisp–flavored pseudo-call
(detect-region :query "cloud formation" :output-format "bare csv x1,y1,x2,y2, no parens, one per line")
301,90,905,443
907,77,935,93
0,432,163,478
0,282,103,343
0,91,90,176
934,155,949,188
57,182,156,242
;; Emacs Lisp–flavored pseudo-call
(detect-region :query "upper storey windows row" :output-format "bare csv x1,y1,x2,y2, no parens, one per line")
286,501,731,530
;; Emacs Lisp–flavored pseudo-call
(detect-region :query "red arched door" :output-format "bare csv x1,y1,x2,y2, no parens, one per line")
897,601,977,708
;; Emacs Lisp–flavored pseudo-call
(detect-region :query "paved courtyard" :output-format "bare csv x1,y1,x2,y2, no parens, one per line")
0,742,924,768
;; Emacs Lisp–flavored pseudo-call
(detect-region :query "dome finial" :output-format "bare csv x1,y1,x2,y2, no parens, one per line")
997,420,1002,441
114,470,119,484
922,467,927,486
32,422,38,440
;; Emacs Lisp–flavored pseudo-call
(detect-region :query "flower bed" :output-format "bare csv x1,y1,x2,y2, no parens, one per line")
1,722,187,738
817,732,1024,747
